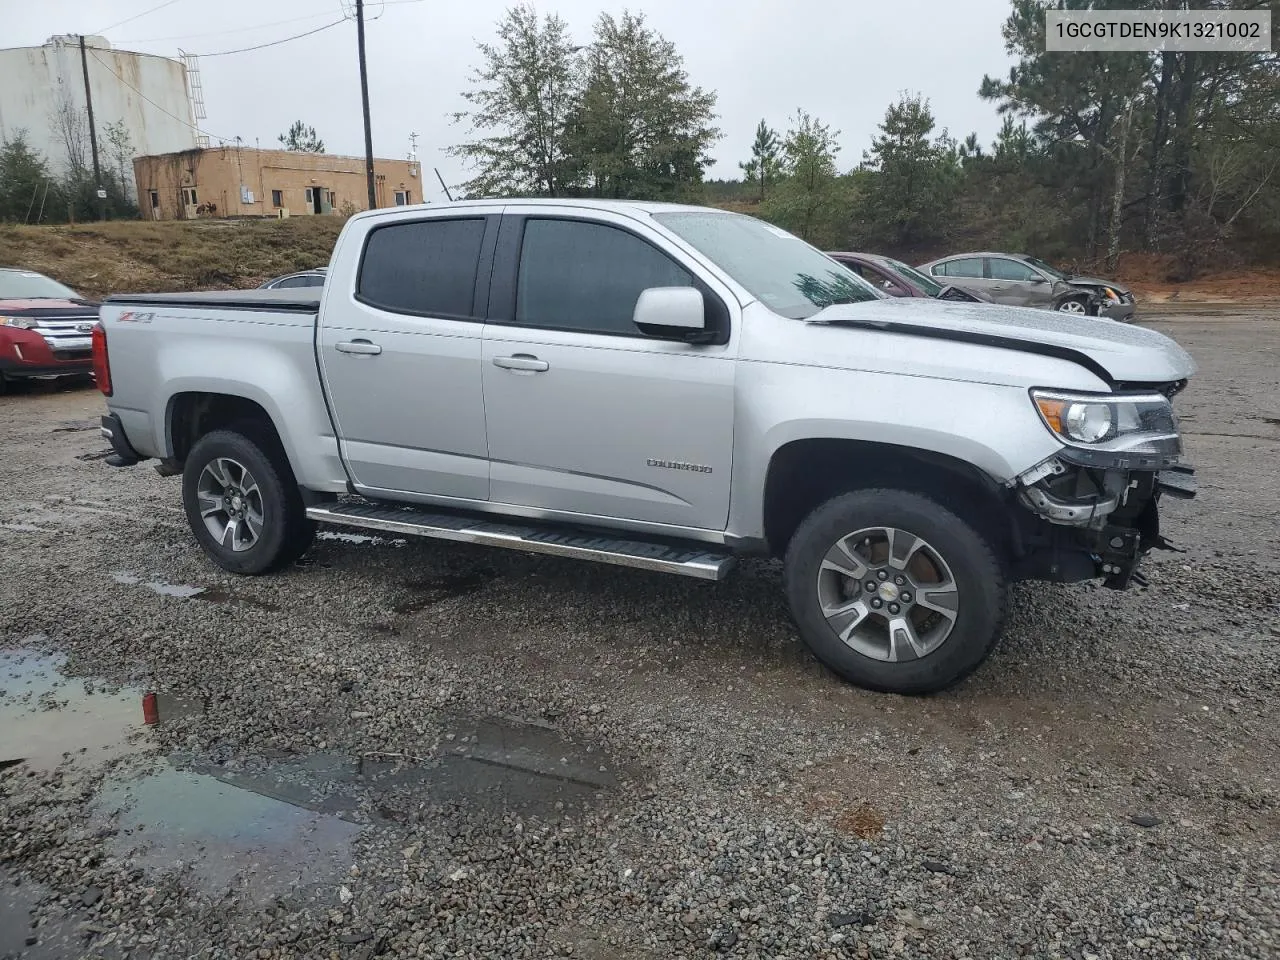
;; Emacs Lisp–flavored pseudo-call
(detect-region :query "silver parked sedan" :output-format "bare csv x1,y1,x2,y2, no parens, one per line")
918,253,1135,321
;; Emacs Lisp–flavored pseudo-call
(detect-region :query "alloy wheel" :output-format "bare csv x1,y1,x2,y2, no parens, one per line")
815,526,959,662
195,457,265,552
1057,299,1088,314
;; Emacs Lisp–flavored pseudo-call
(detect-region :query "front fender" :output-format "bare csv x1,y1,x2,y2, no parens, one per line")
726,365,1066,541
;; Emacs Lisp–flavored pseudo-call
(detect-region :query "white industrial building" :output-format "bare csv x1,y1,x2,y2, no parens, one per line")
0,35,199,182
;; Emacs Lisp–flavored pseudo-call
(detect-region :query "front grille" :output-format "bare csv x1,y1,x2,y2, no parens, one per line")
51,349,91,362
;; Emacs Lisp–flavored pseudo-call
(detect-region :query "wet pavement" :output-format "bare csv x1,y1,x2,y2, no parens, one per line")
0,636,622,955
1,315,1277,957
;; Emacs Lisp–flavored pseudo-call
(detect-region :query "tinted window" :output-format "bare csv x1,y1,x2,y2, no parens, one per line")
516,219,693,334
989,258,1040,282
358,218,486,318
941,258,982,278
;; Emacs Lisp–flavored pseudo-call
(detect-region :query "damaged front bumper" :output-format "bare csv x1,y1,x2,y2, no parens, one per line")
1010,456,1196,589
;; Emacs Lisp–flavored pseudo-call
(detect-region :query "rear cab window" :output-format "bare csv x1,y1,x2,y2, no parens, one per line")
357,218,487,318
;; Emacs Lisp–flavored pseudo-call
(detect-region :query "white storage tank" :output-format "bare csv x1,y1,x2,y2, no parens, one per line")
0,35,198,178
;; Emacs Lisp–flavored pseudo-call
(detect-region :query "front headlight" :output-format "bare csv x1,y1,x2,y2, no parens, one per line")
1032,389,1180,465
0,316,39,330
1102,287,1120,302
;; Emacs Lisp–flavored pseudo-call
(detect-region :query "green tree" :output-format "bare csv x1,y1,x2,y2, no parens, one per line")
449,4,580,197
0,131,55,223
977,0,1280,274
103,120,135,206
855,93,958,250
566,11,720,200
739,119,782,201
278,120,324,153
760,109,846,246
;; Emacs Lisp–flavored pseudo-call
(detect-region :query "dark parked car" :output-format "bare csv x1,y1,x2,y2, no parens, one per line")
0,268,98,392
259,268,327,290
918,253,1133,320
828,252,990,303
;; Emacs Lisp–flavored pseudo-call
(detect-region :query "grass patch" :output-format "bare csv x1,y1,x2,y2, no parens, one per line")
0,217,345,298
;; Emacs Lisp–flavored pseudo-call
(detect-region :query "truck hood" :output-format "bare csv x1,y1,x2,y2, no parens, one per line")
805,298,1195,385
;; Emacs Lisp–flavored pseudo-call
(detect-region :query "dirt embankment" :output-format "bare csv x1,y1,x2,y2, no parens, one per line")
1,217,1277,304
0,219,343,299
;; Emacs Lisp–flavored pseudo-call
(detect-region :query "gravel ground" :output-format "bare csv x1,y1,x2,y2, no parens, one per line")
1,310,1277,960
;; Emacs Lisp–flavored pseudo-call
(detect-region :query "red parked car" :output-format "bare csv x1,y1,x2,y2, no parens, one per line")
827,251,990,303
0,268,99,393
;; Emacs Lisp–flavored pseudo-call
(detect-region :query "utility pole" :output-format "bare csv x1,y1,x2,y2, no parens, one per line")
78,35,106,221
356,0,376,210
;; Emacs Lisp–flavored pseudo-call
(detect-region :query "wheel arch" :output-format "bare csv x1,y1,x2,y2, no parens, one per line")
761,437,1017,561
165,390,290,467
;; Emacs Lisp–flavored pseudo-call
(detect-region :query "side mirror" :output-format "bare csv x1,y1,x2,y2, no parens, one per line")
633,287,708,342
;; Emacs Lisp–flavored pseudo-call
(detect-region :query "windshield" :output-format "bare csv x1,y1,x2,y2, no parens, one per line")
883,257,944,297
1023,256,1068,280
654,212,881,319
0,270,79,300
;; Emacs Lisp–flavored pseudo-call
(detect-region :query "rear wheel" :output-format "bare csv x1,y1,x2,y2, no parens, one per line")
181,427,314,574
783,489,1006,694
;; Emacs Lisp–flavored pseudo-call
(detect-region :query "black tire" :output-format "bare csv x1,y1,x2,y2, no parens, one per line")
783,489,1007,695
1055,295,1093,316
181,426,314,575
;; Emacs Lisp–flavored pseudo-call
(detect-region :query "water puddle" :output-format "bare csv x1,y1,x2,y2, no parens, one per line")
2,645,620,912
316,530,406,546
93,765,360,905
0,648,152,773
110,571,278,610
110,571,205,598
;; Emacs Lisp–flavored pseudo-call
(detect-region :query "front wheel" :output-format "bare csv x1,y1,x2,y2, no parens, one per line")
181,427,314,574
1056,296,1091,315
783,489,1007,694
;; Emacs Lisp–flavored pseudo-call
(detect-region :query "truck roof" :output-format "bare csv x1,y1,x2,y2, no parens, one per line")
345,197,727,224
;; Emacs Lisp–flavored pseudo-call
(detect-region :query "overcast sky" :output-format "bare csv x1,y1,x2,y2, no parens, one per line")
9,0,1017,200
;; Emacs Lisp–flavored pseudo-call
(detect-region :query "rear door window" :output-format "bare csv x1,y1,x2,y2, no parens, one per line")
939,258,983,278
515,218,693,335
357,218,486,318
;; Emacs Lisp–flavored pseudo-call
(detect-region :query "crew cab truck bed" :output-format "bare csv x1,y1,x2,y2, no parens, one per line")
96,200,1196,695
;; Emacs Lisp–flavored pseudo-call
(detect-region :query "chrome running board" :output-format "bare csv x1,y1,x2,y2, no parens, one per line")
306,502,736,580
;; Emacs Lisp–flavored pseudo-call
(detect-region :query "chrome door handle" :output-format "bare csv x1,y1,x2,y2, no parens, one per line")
492,354,549,372
335,339,382,355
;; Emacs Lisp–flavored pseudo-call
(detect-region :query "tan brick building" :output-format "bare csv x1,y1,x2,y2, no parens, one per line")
133,146,422,220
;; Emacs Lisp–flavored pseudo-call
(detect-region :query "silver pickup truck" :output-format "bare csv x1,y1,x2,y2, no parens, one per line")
95,200,1196,694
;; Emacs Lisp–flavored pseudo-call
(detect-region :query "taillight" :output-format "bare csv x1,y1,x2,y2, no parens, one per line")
91,323,112,396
